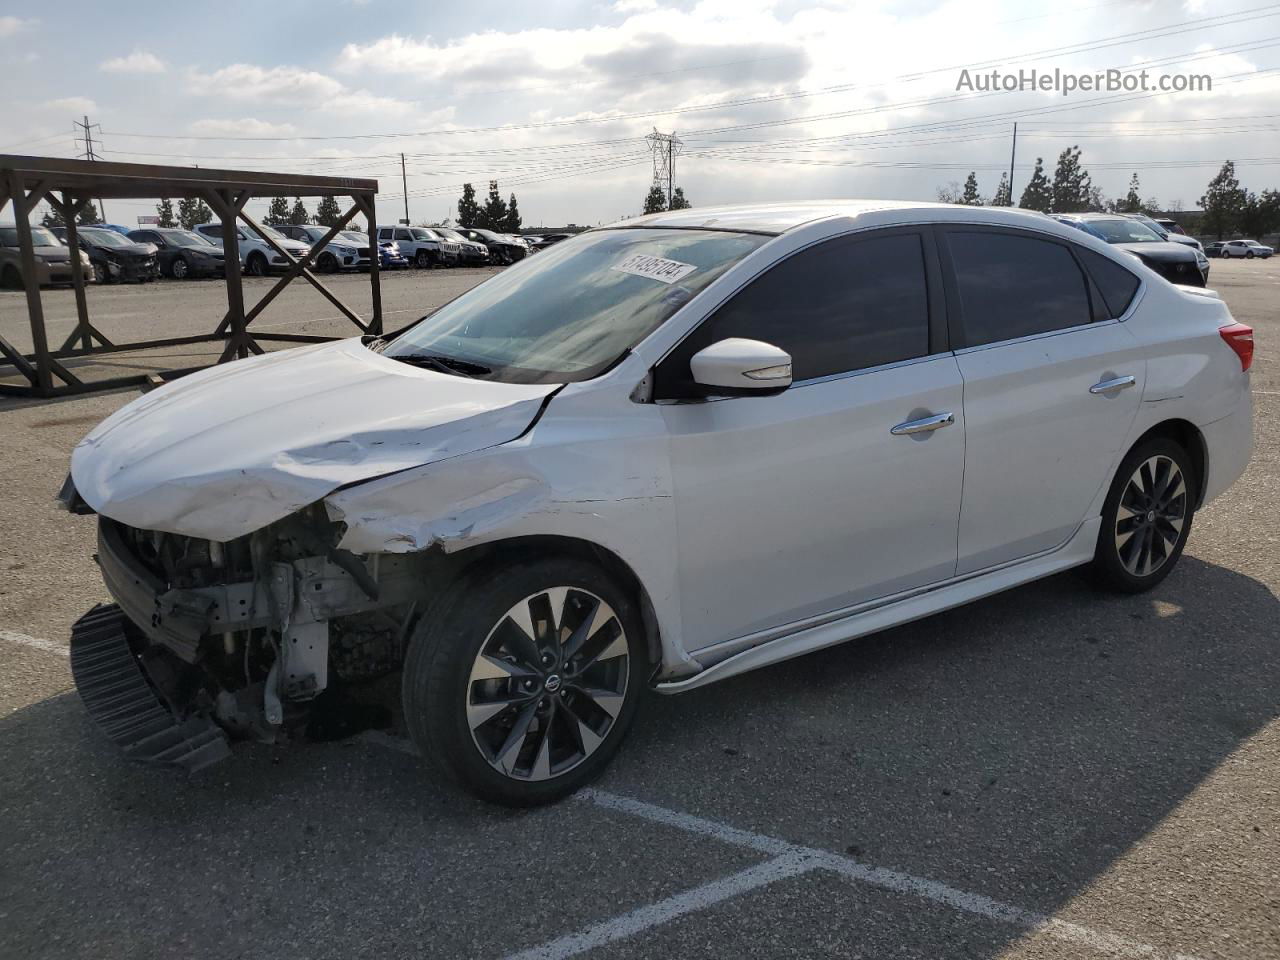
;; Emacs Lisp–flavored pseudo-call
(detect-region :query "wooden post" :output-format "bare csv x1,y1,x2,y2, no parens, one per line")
209,188,250,361
358,193,383,335
7,171,54,393
56,194,96,351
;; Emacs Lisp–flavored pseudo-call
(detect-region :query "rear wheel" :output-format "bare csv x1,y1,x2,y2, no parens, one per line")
170,256,190,279
414,249,430,268
318,251,338,274
1246,249,1255,259
402,556,645,807
245,252,268,277
1,264,21,289
1091,438,1195,593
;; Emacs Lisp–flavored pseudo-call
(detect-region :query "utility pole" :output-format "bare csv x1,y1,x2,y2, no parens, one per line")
645,129,682,210
1007,122,1018,207
74,115,107,223
400,152,409,224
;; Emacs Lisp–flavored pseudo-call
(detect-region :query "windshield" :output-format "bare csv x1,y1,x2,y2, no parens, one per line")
412,228,439,240
437,229,467,242
80,228,132,247
246,224,290,243
1086,219,1165,244
159,229,214,246
1,227,63,247
339,231,367,245
384,228,769,384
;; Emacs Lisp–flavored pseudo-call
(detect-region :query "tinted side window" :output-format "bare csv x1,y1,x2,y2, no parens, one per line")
656,232,931,397
395,228,412,241
1075,248,1141,319
201,224,223,239
378,228,392,239
948,231,1092,347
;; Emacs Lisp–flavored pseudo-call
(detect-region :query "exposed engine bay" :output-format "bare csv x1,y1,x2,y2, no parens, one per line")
84,505,440,760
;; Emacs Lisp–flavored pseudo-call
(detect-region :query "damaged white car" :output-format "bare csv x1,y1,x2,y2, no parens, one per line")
61,201,1253,806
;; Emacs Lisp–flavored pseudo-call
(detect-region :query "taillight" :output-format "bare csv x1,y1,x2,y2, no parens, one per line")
1219,323,1254,372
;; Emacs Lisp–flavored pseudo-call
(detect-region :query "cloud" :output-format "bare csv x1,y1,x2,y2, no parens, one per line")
186,63,345,104
43,97,98,115
0,15,35,38
612,0,657,11
101,50,167,74
187,117,300,137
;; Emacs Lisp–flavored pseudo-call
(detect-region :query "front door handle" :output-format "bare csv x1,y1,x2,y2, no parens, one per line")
1090,375,1137,395
891,412,955,436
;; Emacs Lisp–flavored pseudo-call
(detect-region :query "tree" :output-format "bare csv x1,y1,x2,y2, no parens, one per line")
669,186,691,210
504,193,522,233
1239,188,1280,240
156,198,177,228
457,183,480,228
267,196,290,224
1086,185,1108,213
1050,145,1092,213
1018,157,1052,212
314,195,343,227
1120,174,1142,213
177,197,213,229
935,181,963,204
1198,161,1247,239
990,172,1011,207
289,197,311,225
40,206,64,228
642,185,667,214
77,202,103,225
960,171,983,206
478,180,508,230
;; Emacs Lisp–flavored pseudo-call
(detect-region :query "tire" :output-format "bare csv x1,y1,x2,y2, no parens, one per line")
1090,438,1196,593
170,256,190,279
414,249,430,268
318,252,338,274
402,555,646,807
1,264,21,290
245,252,268,277
1246,250,1255,259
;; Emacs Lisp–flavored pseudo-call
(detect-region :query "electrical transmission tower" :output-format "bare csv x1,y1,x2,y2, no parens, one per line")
73,115,107,222
645,129,682,209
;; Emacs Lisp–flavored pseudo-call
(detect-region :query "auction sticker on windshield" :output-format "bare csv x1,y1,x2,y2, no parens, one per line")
612,253,697,284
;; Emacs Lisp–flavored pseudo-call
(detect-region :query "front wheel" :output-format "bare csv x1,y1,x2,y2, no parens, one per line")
170,256,190,279
245,252,268,277
1090,439,1196,593
1246,250,1255,259
402,556,646,806
414,249,430,268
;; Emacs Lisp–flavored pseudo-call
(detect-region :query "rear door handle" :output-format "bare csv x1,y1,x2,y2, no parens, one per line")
891,412,955,436
1089,375,1136,395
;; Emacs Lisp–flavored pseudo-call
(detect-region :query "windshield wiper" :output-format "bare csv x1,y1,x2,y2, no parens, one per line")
391,353,492,378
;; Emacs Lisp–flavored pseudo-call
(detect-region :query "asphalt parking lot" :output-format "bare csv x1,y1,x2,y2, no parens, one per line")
1,258,1278,959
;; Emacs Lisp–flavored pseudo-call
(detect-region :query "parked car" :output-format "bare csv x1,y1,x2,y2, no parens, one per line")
127,227,225,279
0,225,92,288
434,227,489,265
61,201,1253,806
272,224,368,273
1053,213,1209,286
1219,239,1274,259
374,225,438,268
531,233,572,250
53,225,159,283
96,223,135,237
1153,217,1187,236
193,222,309,276
454,227,527,264
1125,213,1203,252
1204,241,1225,258
337,230,408,270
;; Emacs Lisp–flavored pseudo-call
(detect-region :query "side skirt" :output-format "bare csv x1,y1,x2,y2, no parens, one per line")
655,518,1101,695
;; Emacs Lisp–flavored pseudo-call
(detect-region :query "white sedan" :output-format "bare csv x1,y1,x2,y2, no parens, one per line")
62,201,1254,806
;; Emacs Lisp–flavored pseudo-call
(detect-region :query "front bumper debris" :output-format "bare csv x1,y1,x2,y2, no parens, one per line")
69,604,231,772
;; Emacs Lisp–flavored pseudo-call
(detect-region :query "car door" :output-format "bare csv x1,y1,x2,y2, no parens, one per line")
653,228,966,652
939,226,1146,574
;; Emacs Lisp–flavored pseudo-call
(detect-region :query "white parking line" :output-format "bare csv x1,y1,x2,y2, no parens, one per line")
361,733,1202,960
0,629,68,657
503,853,816,960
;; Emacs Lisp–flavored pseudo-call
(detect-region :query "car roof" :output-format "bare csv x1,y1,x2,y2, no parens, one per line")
620,200,1077,236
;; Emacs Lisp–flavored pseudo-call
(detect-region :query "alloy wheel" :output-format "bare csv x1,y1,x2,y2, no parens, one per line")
1114,455,1187,577
466,587,630,781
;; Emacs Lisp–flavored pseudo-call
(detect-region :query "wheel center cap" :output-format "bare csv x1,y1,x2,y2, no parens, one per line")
1146,510,1156,523
544,674,562,693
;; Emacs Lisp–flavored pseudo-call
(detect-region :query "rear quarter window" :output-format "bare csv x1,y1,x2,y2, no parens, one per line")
1075,248,1141,319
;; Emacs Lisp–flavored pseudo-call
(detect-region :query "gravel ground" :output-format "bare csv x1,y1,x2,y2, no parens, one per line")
1,257,1277,960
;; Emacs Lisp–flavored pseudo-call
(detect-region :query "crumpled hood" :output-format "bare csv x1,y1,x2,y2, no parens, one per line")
70,338,558,541
1113,240,1200,263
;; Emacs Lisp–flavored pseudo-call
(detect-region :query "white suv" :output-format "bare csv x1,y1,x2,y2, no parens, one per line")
1219,239,1274,259
64,201,1254,806
194,222,309,275
377,225,455,268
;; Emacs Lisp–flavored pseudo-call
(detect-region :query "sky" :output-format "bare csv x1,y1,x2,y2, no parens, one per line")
2,0,1279,228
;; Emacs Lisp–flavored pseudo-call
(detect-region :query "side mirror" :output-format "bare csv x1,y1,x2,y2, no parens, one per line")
689,338,792,396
